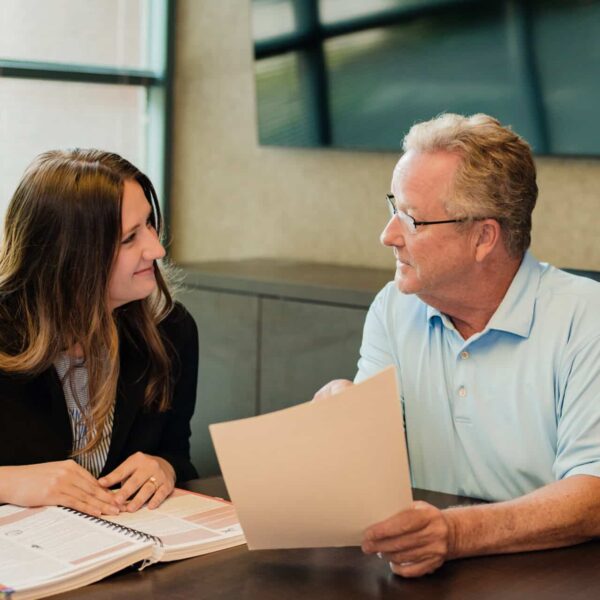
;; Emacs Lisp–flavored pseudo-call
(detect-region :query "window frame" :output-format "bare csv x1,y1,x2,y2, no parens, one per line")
0,0,176,239
253,0,549,153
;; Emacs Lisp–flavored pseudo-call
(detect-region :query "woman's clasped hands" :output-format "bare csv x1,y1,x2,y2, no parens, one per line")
0,452,175,517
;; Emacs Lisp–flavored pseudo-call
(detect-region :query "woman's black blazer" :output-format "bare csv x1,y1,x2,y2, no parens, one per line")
0,302,199,483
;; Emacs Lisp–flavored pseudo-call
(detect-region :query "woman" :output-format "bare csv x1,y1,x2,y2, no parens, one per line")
0,149,198,517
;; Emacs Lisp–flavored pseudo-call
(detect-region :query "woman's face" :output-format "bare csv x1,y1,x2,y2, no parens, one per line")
107,179,165,310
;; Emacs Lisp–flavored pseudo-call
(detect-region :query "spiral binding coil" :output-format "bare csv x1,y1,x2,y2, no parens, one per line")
60,507,164,547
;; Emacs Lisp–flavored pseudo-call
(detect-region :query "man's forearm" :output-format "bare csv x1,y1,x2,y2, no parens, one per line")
445,474,600,559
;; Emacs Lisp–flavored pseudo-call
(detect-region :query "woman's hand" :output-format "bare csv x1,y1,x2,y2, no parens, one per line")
98,452,176,512
0,461,121,517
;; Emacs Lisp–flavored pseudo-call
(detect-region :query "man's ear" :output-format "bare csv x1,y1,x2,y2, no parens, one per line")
474,219,502,262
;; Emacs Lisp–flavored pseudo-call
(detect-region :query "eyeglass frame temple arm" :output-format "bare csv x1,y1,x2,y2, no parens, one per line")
385,193,468,226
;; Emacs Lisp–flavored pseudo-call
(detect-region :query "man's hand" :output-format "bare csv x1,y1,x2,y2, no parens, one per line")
0,461,121,517
98,452,175,512
362,501,455,578
312,379,354,401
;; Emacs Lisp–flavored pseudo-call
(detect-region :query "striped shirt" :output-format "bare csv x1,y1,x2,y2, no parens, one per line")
54,354,114,477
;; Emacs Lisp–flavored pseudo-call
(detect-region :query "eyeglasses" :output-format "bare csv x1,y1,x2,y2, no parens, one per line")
386,194,470,234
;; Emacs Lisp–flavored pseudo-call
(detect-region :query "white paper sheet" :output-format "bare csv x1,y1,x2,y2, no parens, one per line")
209,366,412,549
103,490,243,549
0,506,151,589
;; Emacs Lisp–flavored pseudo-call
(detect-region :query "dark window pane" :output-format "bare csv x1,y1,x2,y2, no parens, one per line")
255,52,320,146
252,0,600,156
532,0,600,155
325,5,538,150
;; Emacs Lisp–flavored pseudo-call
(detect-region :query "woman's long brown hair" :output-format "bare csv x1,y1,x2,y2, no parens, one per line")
0,149,174,454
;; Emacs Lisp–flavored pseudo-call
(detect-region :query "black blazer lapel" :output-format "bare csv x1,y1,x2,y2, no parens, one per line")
0,368,74,465
101,337,147,475
44,367,74,452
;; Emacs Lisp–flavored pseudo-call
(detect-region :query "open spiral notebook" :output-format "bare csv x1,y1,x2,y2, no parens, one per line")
0,488,245,600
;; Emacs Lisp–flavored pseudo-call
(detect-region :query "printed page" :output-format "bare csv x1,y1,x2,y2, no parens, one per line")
104,491,243,548
0,505,152,590
209,366,412,549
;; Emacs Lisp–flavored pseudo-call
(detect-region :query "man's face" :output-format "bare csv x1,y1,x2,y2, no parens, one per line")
381,150,476,299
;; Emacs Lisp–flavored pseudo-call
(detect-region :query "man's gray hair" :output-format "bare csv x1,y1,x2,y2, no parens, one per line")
403,113,538,257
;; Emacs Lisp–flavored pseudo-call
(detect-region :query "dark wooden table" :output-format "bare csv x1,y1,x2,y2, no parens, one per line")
55,477,600,600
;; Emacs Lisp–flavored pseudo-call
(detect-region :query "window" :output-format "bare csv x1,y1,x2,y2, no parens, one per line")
252,0,600,156
0,0,173,220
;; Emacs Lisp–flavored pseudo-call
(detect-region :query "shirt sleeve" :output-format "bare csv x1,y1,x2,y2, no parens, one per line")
355,286,395,384
554,332,600,481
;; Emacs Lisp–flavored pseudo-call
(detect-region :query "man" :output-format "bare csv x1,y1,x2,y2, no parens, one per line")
314,113,600,577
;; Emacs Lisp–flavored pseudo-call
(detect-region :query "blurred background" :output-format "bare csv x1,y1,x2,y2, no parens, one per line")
1,0,599,270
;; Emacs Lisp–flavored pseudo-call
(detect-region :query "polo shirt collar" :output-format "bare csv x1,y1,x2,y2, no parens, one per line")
426,251,541,338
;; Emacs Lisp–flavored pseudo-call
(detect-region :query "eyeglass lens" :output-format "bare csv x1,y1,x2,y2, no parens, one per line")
386,195,416,233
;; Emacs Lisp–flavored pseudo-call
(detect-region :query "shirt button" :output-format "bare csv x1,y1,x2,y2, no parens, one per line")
460,351,469,360
458,386,467,397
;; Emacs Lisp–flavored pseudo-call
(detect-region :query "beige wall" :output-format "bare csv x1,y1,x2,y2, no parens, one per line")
172,0,600,271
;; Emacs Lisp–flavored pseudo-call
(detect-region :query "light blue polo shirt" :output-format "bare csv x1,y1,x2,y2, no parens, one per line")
355,252,600,502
